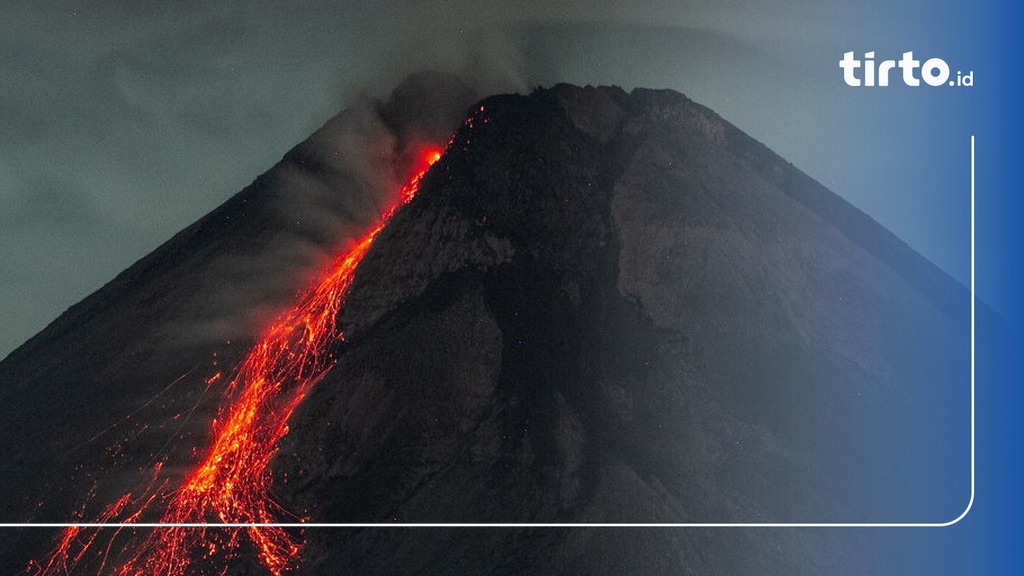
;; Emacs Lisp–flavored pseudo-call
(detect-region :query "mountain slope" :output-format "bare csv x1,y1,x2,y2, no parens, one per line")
0,81,971,575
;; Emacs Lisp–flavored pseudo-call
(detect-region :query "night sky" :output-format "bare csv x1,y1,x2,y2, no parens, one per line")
0,0,980,357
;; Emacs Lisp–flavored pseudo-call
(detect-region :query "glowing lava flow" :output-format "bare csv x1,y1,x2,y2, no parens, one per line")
30,147,443,576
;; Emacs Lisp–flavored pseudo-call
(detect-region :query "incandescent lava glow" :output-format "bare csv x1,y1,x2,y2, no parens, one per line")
29,145,445,576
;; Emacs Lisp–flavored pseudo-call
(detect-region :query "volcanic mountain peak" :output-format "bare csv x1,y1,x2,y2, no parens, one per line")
1,80,970,575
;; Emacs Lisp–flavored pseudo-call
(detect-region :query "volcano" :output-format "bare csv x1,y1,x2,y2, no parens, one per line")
0,78,970,575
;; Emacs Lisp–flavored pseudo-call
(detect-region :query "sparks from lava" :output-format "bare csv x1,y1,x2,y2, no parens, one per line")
29,145,445,576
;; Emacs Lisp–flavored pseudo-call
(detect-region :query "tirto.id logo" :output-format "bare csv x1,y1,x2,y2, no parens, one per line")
840,51,973,87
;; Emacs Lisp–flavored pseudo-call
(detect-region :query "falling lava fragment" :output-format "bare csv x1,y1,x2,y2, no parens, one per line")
30,147,445,576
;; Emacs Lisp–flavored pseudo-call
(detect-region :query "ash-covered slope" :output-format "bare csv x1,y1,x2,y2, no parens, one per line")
0,82,970,575
272,85,971,575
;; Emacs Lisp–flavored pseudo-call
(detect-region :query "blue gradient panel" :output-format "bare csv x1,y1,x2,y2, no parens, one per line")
885,0,1022,573
965,0,1020,572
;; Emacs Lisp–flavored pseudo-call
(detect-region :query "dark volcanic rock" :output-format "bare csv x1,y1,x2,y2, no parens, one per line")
278,85,970,574
0,82,971,575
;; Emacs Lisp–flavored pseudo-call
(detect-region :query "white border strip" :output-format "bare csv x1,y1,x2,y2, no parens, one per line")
1,137,977,530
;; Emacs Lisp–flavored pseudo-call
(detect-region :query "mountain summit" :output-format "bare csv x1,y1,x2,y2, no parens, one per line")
0,80,970,575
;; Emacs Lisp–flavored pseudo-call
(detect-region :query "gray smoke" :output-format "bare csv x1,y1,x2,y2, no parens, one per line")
169,72,480,347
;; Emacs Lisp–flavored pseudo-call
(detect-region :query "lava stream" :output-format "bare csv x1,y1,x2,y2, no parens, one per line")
30,147,443,576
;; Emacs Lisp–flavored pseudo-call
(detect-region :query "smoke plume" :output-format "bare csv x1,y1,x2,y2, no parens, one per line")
171,72,480,348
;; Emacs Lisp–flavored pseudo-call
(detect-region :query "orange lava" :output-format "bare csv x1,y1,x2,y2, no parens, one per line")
29,147,443,576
